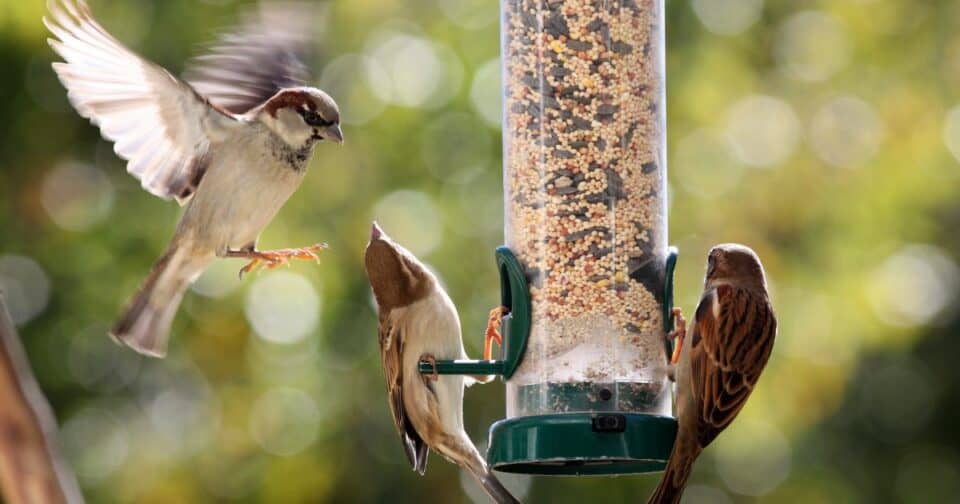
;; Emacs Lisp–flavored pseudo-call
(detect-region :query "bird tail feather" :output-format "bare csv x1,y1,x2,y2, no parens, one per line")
647,433,701,504
478,471,519,504
461,445,520,504
109,245,205,357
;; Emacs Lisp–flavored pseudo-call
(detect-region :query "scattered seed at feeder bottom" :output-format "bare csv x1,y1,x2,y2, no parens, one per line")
510,381,670,416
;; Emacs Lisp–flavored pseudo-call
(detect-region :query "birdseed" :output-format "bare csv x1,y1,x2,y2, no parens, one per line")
502,0,669,417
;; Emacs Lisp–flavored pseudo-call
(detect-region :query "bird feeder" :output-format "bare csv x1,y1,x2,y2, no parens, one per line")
419,0,677,475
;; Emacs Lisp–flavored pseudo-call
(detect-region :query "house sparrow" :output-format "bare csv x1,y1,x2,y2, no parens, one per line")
45,0,343,357
364,223,519,504
648,244,777,504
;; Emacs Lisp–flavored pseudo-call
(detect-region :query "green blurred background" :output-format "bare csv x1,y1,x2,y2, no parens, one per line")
2,0,959,502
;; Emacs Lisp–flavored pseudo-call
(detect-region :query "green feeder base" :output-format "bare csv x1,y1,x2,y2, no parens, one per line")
487,413,677,476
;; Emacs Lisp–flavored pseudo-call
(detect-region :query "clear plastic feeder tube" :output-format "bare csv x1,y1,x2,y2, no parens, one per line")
502,0,669,418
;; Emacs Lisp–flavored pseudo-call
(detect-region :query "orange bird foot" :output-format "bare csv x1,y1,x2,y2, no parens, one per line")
421,353,439,382
668,307,686,365
227,243,328,278
484,306,508,360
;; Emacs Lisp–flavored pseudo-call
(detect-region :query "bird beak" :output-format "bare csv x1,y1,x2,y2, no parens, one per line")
371,221,383,240
325,124,344,145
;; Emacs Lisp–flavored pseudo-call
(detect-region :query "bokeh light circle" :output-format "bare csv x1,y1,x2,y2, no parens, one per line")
41,161,114,232
775,11,851,82
714,418,792,496
896,446,960,503
67,324,142,392
859,359,936,442
249,387,321,456
942,105,960,163
372,190,443,256
191,259,244,299
470,58,502,128
681,484,734,504
367,33,462,109
137,362,220,456
725,95,801,168
320,54,390,126
673,129,745,199
61,408,129,483
867,245,959,327
421,112,494,181
245,271,321,345
809,96,884,168
437,0,498,29
0,255,51,326
691,0,764,36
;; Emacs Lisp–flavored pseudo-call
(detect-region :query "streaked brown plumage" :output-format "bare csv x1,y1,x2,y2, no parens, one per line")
649,244,777,504
364,223,519,504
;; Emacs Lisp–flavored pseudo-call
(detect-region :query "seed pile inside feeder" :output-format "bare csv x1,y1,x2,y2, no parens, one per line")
503,0,669,417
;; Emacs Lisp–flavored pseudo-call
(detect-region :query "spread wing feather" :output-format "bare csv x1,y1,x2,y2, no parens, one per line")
45,0,233,204
183,2,315,114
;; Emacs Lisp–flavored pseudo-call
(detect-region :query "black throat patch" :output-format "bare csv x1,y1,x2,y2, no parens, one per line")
269,134,314,172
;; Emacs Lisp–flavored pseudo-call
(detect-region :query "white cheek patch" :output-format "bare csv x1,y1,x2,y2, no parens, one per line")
273,107,312,146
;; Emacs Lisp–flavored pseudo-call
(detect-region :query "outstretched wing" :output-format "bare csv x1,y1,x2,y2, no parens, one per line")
378,316,429,475
45,0,235,205
183,2,316,115
689,284,777,448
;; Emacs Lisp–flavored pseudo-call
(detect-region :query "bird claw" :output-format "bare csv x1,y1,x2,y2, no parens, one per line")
234,243,328,278
667,307,686,365
484,306,508,360
421,354,439,382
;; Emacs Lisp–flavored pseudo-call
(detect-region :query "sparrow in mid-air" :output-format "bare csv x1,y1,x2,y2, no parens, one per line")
46,0,343,357
364,223,519,504
649,244,777,504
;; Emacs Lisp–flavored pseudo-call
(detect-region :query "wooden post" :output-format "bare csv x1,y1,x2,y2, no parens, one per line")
0,294,83,503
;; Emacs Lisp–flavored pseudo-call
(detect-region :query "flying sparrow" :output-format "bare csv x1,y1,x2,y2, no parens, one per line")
45,0,343,357
364,223,519,504
648,244,777,504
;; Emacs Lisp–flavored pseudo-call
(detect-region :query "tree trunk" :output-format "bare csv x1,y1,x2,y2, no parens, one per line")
0,295,83,503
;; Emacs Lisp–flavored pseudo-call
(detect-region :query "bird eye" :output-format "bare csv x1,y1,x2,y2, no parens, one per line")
301,110,331,128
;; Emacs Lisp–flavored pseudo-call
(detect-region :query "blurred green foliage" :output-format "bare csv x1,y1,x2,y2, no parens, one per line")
2,0,960,502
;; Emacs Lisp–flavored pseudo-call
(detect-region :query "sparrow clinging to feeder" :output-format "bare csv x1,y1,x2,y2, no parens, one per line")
46,0,342,357
649,244,777,504
364,223,519,504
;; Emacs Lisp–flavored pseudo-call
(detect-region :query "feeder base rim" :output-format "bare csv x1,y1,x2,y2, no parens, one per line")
486,412,678,476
